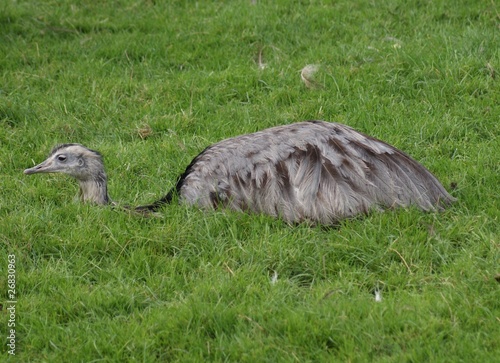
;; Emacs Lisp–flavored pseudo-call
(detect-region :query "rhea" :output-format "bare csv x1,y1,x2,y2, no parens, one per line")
24,121,455,224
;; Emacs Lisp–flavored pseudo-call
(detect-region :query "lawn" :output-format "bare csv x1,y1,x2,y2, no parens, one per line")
1,0,499,361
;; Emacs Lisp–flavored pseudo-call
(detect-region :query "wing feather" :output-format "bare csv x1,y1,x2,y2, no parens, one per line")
174,121,455,224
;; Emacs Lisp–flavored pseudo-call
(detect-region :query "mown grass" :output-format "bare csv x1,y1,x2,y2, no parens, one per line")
1,0,499,361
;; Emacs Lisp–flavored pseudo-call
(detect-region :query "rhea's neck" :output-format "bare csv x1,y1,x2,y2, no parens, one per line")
77,172,110,205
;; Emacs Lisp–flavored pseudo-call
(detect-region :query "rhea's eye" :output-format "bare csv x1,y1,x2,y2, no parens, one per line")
57,155,67,162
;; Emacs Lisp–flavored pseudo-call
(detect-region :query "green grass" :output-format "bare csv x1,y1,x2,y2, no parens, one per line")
1,0,499,361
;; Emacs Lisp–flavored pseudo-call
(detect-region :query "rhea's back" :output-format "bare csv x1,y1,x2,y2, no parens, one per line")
174,121,455,224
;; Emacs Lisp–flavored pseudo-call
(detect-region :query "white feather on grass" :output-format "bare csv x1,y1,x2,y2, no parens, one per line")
270,271,278,285
300,64,321,89
256,47,267,70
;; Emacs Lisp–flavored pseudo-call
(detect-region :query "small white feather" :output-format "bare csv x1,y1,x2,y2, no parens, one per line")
300,64,320,88
270,271,278,285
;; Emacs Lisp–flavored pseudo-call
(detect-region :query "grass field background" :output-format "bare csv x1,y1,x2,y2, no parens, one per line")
1,0,499,361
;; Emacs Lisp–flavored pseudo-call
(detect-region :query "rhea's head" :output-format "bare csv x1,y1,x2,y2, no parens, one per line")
24,144,105,180
24,144,110,204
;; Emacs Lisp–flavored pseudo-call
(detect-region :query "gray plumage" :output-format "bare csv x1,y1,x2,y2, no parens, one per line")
24,144,110,205
24,121,456,224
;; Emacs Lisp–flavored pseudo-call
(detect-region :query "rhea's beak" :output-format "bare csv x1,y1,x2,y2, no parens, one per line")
24,159,56,175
